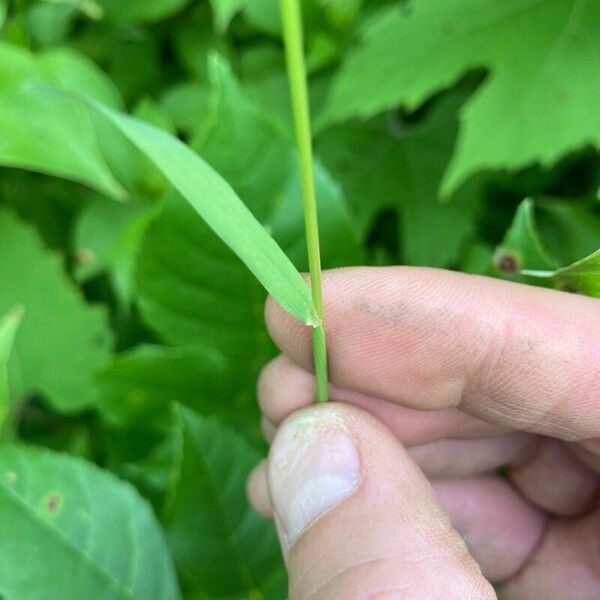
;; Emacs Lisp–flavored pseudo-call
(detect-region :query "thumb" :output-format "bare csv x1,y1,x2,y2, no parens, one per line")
267,403,496,599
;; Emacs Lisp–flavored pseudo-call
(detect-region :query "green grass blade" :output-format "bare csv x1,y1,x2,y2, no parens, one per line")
279,0,329,402
89,101,319,328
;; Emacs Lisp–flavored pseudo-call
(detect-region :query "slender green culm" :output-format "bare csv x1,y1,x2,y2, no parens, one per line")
278,0,329,403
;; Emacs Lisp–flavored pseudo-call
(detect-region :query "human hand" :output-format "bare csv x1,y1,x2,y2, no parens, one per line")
247,267,600,599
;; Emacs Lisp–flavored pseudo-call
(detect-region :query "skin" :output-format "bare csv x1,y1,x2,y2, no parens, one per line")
247,267,600,599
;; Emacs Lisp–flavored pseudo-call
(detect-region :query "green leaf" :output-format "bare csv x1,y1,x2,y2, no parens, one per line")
38,48,123,109
165,406,285,599
0,42,126,199
96,345,256,432
210,0,249,32
135,191,275,363
0,308,23,429
552,248,600,297
172,12,232,80
74,195,155,303
0,444,180,600
316,93,480,266
243,0,282,35
0,210,113,412
0,1,6,29
272,159,363,268
460,241,495,275
190,55,292,223
90,101,318,326
159,82,210,137
25,3,77,47
322,0,600,195
494,198,557,276
134,65,360,361
134,175,358,403
536,198,600,266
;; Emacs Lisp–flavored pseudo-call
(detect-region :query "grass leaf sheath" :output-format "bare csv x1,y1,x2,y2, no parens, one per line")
279,0,329,403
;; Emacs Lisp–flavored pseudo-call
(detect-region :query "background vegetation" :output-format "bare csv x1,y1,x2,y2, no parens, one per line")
0,0,598,598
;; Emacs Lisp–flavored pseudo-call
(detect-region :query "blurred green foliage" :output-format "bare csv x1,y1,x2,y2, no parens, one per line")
0,1,598,598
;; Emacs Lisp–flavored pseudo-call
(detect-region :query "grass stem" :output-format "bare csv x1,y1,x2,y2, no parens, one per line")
279,0,329,402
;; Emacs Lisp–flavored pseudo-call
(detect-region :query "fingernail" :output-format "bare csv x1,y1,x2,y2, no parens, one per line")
268,408,361,545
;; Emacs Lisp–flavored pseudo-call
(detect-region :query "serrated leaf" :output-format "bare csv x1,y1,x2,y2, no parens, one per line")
316,93,480,266
90,101,318,326
0,42,125,199
0,308,23,429
494,198,557,276
322,0,600,195
165,406,285,599
0,444,180,600
0,210,113,412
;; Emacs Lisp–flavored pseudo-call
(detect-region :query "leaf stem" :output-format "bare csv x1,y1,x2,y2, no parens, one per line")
279,0,328,403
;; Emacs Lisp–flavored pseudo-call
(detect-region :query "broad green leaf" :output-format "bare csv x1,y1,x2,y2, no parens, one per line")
135,191,275,363
0,43,125,199
460,241,495,275
494,199,557,276
0,86,124,198
316,93,481,266
90,102,318,326
0,1,6,29
243,0,282,35
322,0,600,195
0,308,23,429
0,210,113,412
0,44,161,200
552,249,600,297
0,444,180,600
25,3,77,48
39,48,123,109
536,198,600,266
74,196,155,302
96,345,256,432
210,0,249,32
165,406,285,599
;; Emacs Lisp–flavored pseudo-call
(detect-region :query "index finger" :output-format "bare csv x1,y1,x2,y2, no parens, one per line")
265,267,600,441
